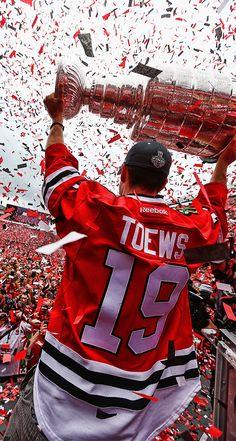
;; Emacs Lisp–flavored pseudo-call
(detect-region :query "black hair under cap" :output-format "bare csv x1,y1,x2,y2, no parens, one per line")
124,140,172,177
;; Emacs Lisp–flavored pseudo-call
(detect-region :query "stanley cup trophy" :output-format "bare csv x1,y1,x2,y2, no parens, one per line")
55,61,236,161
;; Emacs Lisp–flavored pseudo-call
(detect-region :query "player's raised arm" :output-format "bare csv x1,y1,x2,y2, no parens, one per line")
210,132,236,185
44,83,65,149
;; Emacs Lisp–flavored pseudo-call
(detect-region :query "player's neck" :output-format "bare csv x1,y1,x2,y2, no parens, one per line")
123,185,158,197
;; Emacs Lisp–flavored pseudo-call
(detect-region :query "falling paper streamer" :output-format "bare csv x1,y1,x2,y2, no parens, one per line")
14,350,28,361
132,392,159,402
36,231,87,255
78,33,95,57
223,303,236,321
131,63,162,78
206,426,223,438
217,0,230,14
216,282,232,292
199,434,209,441
38,220,51,232
2,354,12,363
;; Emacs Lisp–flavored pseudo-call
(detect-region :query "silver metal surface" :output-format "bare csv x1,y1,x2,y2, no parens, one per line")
56,63,236,158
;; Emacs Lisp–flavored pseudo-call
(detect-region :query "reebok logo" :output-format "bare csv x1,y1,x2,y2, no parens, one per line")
140,207,168,215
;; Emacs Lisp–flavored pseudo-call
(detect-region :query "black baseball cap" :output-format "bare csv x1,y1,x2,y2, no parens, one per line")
124,140,172,177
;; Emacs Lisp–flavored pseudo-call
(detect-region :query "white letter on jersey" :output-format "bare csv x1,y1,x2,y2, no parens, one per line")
120,216,136,245
159,230,177,259
144,228,158,256
131,223,144,251
174,234,189,259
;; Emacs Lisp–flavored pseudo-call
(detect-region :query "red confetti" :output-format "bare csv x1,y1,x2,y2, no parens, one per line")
119,56,127,69
107,134,121,144
9,50,16,58
10,310,16,322
103,28,109,37
20,0,33,5
40,158,45,173
102,12,111,20
38,44,44,55
1,344,10,350
223,302,236,321
26,209,39,217
4,207,15,213
32,15,38,28
193,395,208,407
206,426,223,438
73,29,80,40
0,16,6,28
219,18,225,29
133,392,159,402
14,350,28,361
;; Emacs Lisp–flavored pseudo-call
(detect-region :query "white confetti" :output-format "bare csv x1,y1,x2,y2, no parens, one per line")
36,231,87,255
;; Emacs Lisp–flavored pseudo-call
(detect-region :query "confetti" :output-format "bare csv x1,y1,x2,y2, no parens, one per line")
222,302,236,321
216,282,232,292
206,426,223,438
20,0,33,5
36,231,87,255
132,392,159,402
131,63,162,78
2,354,12,364
14,350,28,361
78,33,94,57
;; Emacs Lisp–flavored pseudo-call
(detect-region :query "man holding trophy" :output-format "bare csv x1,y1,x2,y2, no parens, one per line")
4,74,236,440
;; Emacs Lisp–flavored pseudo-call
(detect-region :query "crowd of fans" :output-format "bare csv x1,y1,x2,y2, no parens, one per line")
0,220,64,379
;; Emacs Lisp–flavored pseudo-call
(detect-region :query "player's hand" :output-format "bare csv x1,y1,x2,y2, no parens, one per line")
44,83,64,122
217,132,236,166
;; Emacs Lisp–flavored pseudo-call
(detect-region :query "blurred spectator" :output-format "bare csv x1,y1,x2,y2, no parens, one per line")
212,258,236,292
0,312,32,378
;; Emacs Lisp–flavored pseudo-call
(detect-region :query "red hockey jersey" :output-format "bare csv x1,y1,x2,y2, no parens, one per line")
34,143,228,441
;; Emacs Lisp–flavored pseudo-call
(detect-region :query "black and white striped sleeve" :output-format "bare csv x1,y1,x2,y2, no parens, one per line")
43,143,84,216
42,166,80,208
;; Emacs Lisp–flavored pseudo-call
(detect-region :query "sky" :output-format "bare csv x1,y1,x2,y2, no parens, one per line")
0,0,235,212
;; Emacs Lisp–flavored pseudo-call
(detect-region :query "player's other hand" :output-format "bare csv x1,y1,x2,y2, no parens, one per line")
44,83,64,123
217,132,236,166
